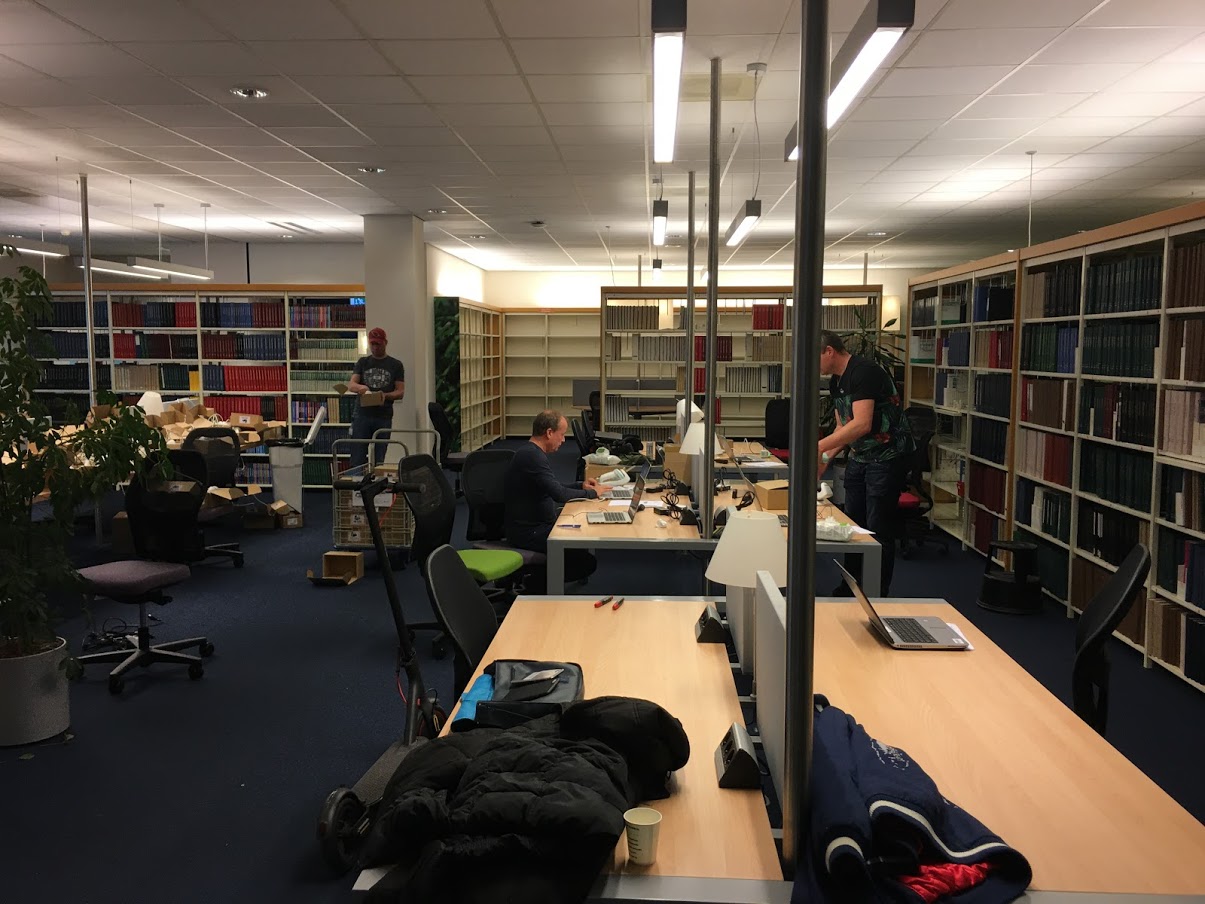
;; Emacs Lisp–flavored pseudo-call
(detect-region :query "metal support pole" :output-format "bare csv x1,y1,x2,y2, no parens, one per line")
80,174,97,410
782,0,829,875
701,58,721,537
685,170,696,427
638,253,643,287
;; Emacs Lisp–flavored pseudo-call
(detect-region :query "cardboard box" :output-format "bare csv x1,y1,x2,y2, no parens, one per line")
230,412,263,429
243,510,277,530
307,551,364,586
359,391,386,408
333,382,350,395
753,479,789,511
202,484,262,510
662,443,689,485
276,511,304,529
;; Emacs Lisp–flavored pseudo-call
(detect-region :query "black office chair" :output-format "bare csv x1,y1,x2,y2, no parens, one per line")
140,454,243,567
898,430,949,559
182,426,242,486
463,448,544,586
423,544,500,694
764,397,790,455
903,405,938,438
585,389,623,444
428,400,468,492
571,416,590,480
1073,544,1150,736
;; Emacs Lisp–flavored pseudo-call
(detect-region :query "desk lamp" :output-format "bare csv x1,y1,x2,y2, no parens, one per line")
705,510,788,676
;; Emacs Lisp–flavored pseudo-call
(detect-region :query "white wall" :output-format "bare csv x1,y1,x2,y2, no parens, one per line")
170,241,364,284
427,245,484,303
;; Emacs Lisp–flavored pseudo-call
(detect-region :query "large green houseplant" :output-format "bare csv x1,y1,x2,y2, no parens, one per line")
0,246,169,746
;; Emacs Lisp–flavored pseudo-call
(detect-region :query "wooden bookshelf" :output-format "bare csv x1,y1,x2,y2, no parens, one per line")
501,309,600,438
456,301,503,453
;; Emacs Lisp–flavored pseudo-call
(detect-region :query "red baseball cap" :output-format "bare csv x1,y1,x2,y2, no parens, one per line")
368,327,387,343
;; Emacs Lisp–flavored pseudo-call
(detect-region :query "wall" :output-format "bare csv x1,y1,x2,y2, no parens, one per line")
426,245,484,303
170,241,364,284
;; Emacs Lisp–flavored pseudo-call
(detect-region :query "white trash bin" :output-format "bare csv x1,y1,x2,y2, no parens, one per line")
267,438,305,514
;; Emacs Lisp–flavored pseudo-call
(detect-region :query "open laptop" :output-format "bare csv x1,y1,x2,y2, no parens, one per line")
835,561,969,650
730,456,791,528
601,460,651,498
586,477,645,524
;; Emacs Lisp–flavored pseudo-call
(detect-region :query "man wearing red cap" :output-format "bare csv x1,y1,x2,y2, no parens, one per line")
348,326,405,471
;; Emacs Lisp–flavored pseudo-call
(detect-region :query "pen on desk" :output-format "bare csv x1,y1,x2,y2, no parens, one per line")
612,597,625,611
594,595,614,608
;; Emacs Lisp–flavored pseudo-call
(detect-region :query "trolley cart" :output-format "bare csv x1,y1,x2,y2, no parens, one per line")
330,436,412,552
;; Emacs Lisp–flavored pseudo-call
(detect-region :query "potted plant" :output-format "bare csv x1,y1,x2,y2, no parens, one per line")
0,247,169,746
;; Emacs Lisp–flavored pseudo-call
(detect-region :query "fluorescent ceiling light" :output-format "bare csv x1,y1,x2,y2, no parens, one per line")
6,237,70,258
128,256,214,280
652,199,668,246
652,0,686,164
783,0,914,161
74,257,164,280
724,199,762,248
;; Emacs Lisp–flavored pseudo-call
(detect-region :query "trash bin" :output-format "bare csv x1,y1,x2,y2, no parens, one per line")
267,438,305,514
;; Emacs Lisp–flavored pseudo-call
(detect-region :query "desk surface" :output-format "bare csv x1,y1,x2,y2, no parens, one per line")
453,598,783,882
725,482,877,546
814,601,1205,895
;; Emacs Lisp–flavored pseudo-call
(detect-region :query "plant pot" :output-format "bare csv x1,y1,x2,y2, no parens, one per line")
0,637,71,747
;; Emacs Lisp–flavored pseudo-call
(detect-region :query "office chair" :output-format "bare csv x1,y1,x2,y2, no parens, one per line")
182,426,242,486
463,448,544,586
423,544,501,694
136,455,244,567
77,477,215,694
764,398,791,461
1073,544,1150,737
585,389,623,444
898,430,949,559
427,401,468,492
571,416,590,480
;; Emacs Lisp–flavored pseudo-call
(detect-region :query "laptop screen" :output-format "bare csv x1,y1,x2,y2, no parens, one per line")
628,476,645,516
835,561,892,637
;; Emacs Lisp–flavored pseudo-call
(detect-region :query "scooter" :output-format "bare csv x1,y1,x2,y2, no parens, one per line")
316,472,446,875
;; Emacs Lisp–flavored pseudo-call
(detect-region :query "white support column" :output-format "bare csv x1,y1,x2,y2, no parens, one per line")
363,214,431,458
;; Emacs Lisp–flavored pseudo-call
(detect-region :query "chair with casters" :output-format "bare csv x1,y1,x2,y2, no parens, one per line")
427,400,468,493
897,429,949,559
182,425,242,487
586,389,623,445
77,478,216,695
162,449,244,566
571,417,590,481
422,544,501,695
764,398,791,462
463,448,544,588
1073,544,1150,736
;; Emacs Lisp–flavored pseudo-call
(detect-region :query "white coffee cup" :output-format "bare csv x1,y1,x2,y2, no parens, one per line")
623,806,663,866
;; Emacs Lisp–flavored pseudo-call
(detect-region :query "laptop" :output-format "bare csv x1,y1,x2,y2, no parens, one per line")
586,477,645,524
602,460,651,498
835,562,969,650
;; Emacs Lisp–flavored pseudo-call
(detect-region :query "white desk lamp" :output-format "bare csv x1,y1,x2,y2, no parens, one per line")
705,510,788,676
675,397,703,443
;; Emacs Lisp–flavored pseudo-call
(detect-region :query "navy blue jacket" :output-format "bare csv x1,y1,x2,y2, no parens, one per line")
504,440,594,552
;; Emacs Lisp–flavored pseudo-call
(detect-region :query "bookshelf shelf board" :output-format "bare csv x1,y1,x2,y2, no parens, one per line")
1017,420,1072,436
1013,523,1071,550
236,482,271,488
1148,657,1205,694
113,358,200,365
1161,379,1205,389
911,397,935,406
1156,453,1205,475
1080,373,1158,384
506,354,550,358
929,478,963,496
293,421,351,428
111,327,197,334
304,453,349,458
967,499,1006,520
1040,585,1068,607
290,389,343,395
1023,315,1081,323
608,419,675,427
1110,630,1147,657
38,358,93,364
203,359,287,366
968,454,1008,470
290,359,358,365
239,451,269,457
1152,586,1205,619
203,390,282,396
1165,305,1205,315
936,364,971,372
934,442,967,456
971,318,1015,328
39,327,90,332
288,326,364,332
932,519,967,543
33,387,91,393
200,327,285,333
1154,517,1205,543
938,321,970,329
1083,308,1161,320
1076,490,1151,520
1016,470,1072,493
1077,433,1155,453
973,366,1012,373
910,326,938,333
933,404,968,417
1074,548,1120,574
971,411,1011,425
910,363,936,369
1020,370,1075,379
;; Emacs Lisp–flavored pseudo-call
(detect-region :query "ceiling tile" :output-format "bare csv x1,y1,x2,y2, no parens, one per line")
245,41,394,76
266,126,372,146
66,77,209,105
1086,135,1200,155
433,103,543,128
357,127,463,145
0,76,95,105
331,104,444,128
875,67,1015,97
1036,26,1205,65
1027,115,1151,137
378,40,516,76
849,95,978,121
537,102,644,127
493,0,640,38
475,145,562,162
993,63,1140,94
340,0,499,39
215,144,313,161
527,74,646,104
963,93,1091,118
191,0,361,40
82,125,196,146
124,105,244,128
134,145,231,162
178,76,313,105
900,29,1062,68
1067,92,1203,118
829,138,919,158
550,124,642,145
235,104,346,128
21,105,144,128
458,126,552,146
511,38,644,75
686,0,792,35
0,0,98,43
933,118,1045,141
1107,62,1205,93
408,75,531,104
933,0,1103,29
1083,0,1205,27
36,0,228,41
176,127,291,147
289,76,419,105
907,137,1014,156
1,43,154,78
1123,115,1205,137
115,42,271,78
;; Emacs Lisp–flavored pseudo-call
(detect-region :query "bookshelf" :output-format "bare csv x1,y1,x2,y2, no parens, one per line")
907,255,1020,554
456,301,503,452
37,285,367,490
598,286,881,442
907,200,1205,694
501,310,600,438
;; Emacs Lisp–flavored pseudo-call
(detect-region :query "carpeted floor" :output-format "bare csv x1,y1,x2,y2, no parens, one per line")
6,442,1202,903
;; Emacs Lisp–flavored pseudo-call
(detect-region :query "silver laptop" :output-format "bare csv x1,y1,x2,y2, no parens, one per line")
602,460,651,498
835,562,968,650
587,477,645,524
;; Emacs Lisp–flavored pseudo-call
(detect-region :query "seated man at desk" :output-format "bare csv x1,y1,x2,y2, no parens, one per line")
505,409,600,591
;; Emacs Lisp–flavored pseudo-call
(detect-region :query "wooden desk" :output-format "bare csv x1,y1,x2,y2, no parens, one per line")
813,601,1205,895
453,598,783,892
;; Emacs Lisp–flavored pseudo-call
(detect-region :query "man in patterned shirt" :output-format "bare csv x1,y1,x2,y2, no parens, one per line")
818,330,914,595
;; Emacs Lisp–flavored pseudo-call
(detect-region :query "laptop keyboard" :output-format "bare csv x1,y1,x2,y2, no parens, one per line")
609,488,633,498
883,617,939,645
778,514,788,527
600,511,629,523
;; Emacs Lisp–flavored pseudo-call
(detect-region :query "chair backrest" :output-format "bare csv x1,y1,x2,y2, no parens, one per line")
424,544,500,693
764,398,791,449
395,453,456,571
904,405,938,439
182,427,241,487
1072,543,1151,735
125,474,207,563
462,449,515,541
902,430,936,509
588,390,601,430
571,417,591,458
427,401,454,467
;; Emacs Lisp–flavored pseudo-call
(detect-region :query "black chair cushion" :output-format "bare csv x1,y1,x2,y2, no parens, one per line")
79,560,190,597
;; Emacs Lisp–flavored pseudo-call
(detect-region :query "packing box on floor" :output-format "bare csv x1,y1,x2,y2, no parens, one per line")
307,551,364,586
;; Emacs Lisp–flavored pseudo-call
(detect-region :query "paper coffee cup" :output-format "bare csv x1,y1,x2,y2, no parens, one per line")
623,806,663,866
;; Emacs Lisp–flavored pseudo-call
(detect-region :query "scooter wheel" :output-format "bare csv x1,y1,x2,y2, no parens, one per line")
318,787,365,875
417,705,447,740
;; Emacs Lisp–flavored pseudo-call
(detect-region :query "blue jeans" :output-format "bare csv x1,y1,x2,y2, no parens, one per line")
842,456,908,594
349,412,392,472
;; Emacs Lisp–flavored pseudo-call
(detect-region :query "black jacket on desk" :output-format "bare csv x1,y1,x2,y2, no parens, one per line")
504,440,596,551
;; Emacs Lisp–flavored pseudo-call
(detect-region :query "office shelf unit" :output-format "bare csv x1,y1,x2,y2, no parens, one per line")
907,254,1020,554
456,301,503,453
599,285,881,442
38,284,367,490
501,310,600,438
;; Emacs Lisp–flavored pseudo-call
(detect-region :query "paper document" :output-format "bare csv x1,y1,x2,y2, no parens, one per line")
608,499,630,507
850,526,875,536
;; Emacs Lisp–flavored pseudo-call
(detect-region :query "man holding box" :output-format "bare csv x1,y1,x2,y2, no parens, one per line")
348,327,405,472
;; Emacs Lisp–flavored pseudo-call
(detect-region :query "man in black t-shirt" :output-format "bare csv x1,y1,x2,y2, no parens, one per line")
818,330,914,595
348,326,405,471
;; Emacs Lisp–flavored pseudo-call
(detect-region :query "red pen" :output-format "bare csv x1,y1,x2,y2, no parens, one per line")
612,597,625,611
594,596,614,608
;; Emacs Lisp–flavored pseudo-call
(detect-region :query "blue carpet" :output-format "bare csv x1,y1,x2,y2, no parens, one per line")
5,443,1201,903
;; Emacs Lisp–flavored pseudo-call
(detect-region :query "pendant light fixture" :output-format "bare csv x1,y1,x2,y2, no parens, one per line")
652,0,686,164
725,63,766,248
126,202,214,280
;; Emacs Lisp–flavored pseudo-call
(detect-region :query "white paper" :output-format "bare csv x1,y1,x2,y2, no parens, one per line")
608,499,631,507
742,460,783,468
850,526,875,536
946,622,974,651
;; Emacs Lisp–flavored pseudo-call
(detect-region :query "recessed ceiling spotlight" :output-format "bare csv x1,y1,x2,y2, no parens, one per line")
229,86,270,99
467,234,487,240
427,208,447,214
281,233,293,239
867,231,888,237
358,166,385,174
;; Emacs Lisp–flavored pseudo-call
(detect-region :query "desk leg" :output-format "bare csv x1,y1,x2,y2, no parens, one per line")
861,542,883,597
546,538,566,595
